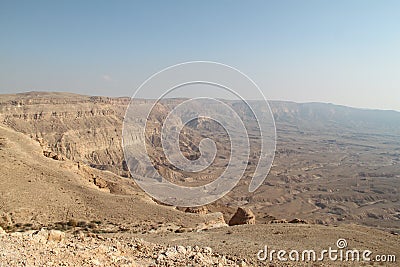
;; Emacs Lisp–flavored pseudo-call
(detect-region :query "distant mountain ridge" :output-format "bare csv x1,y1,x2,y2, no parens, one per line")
1,91,399,136
269,100,400,134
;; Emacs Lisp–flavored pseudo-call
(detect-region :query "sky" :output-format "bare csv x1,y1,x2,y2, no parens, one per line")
0,0,399,111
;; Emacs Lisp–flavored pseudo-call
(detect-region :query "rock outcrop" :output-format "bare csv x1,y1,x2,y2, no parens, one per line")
185,206,208,214
0,92,130,177
228,207,255,226
288,218,308,224
32,229,65,243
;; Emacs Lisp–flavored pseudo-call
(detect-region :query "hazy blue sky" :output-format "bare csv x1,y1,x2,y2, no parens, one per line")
0,0,399,110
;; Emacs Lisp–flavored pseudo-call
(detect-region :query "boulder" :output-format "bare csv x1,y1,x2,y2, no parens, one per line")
33,229,65,243
48,230,65,242
204,212,227,229
228,207,255,226
32,229,49,243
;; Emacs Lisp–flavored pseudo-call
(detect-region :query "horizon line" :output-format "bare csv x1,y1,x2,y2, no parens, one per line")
1,90,399,113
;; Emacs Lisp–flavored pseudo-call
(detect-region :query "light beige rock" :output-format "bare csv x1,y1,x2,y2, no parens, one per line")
48,230,65,242
32,229,49,243
202,247,212,256
237,260,247,267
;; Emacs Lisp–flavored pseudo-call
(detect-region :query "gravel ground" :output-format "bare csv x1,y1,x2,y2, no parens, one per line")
0,228,243,267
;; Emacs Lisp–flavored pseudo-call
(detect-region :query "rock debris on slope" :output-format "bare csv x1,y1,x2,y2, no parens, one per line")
0,229,243,266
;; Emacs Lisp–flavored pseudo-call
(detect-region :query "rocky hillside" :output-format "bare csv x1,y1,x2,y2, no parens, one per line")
0,122,227,233
0,92,130,176
1,92,399,176
1,92,399,232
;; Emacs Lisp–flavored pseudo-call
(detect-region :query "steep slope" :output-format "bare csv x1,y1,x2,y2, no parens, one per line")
0,92,130,176
0,123,226,232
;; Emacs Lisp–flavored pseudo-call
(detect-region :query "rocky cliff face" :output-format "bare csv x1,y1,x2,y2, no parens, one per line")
0,93,235,184
0,92,130,176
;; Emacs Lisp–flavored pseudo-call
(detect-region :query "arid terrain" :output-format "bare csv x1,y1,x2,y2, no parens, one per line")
0,92,399,266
